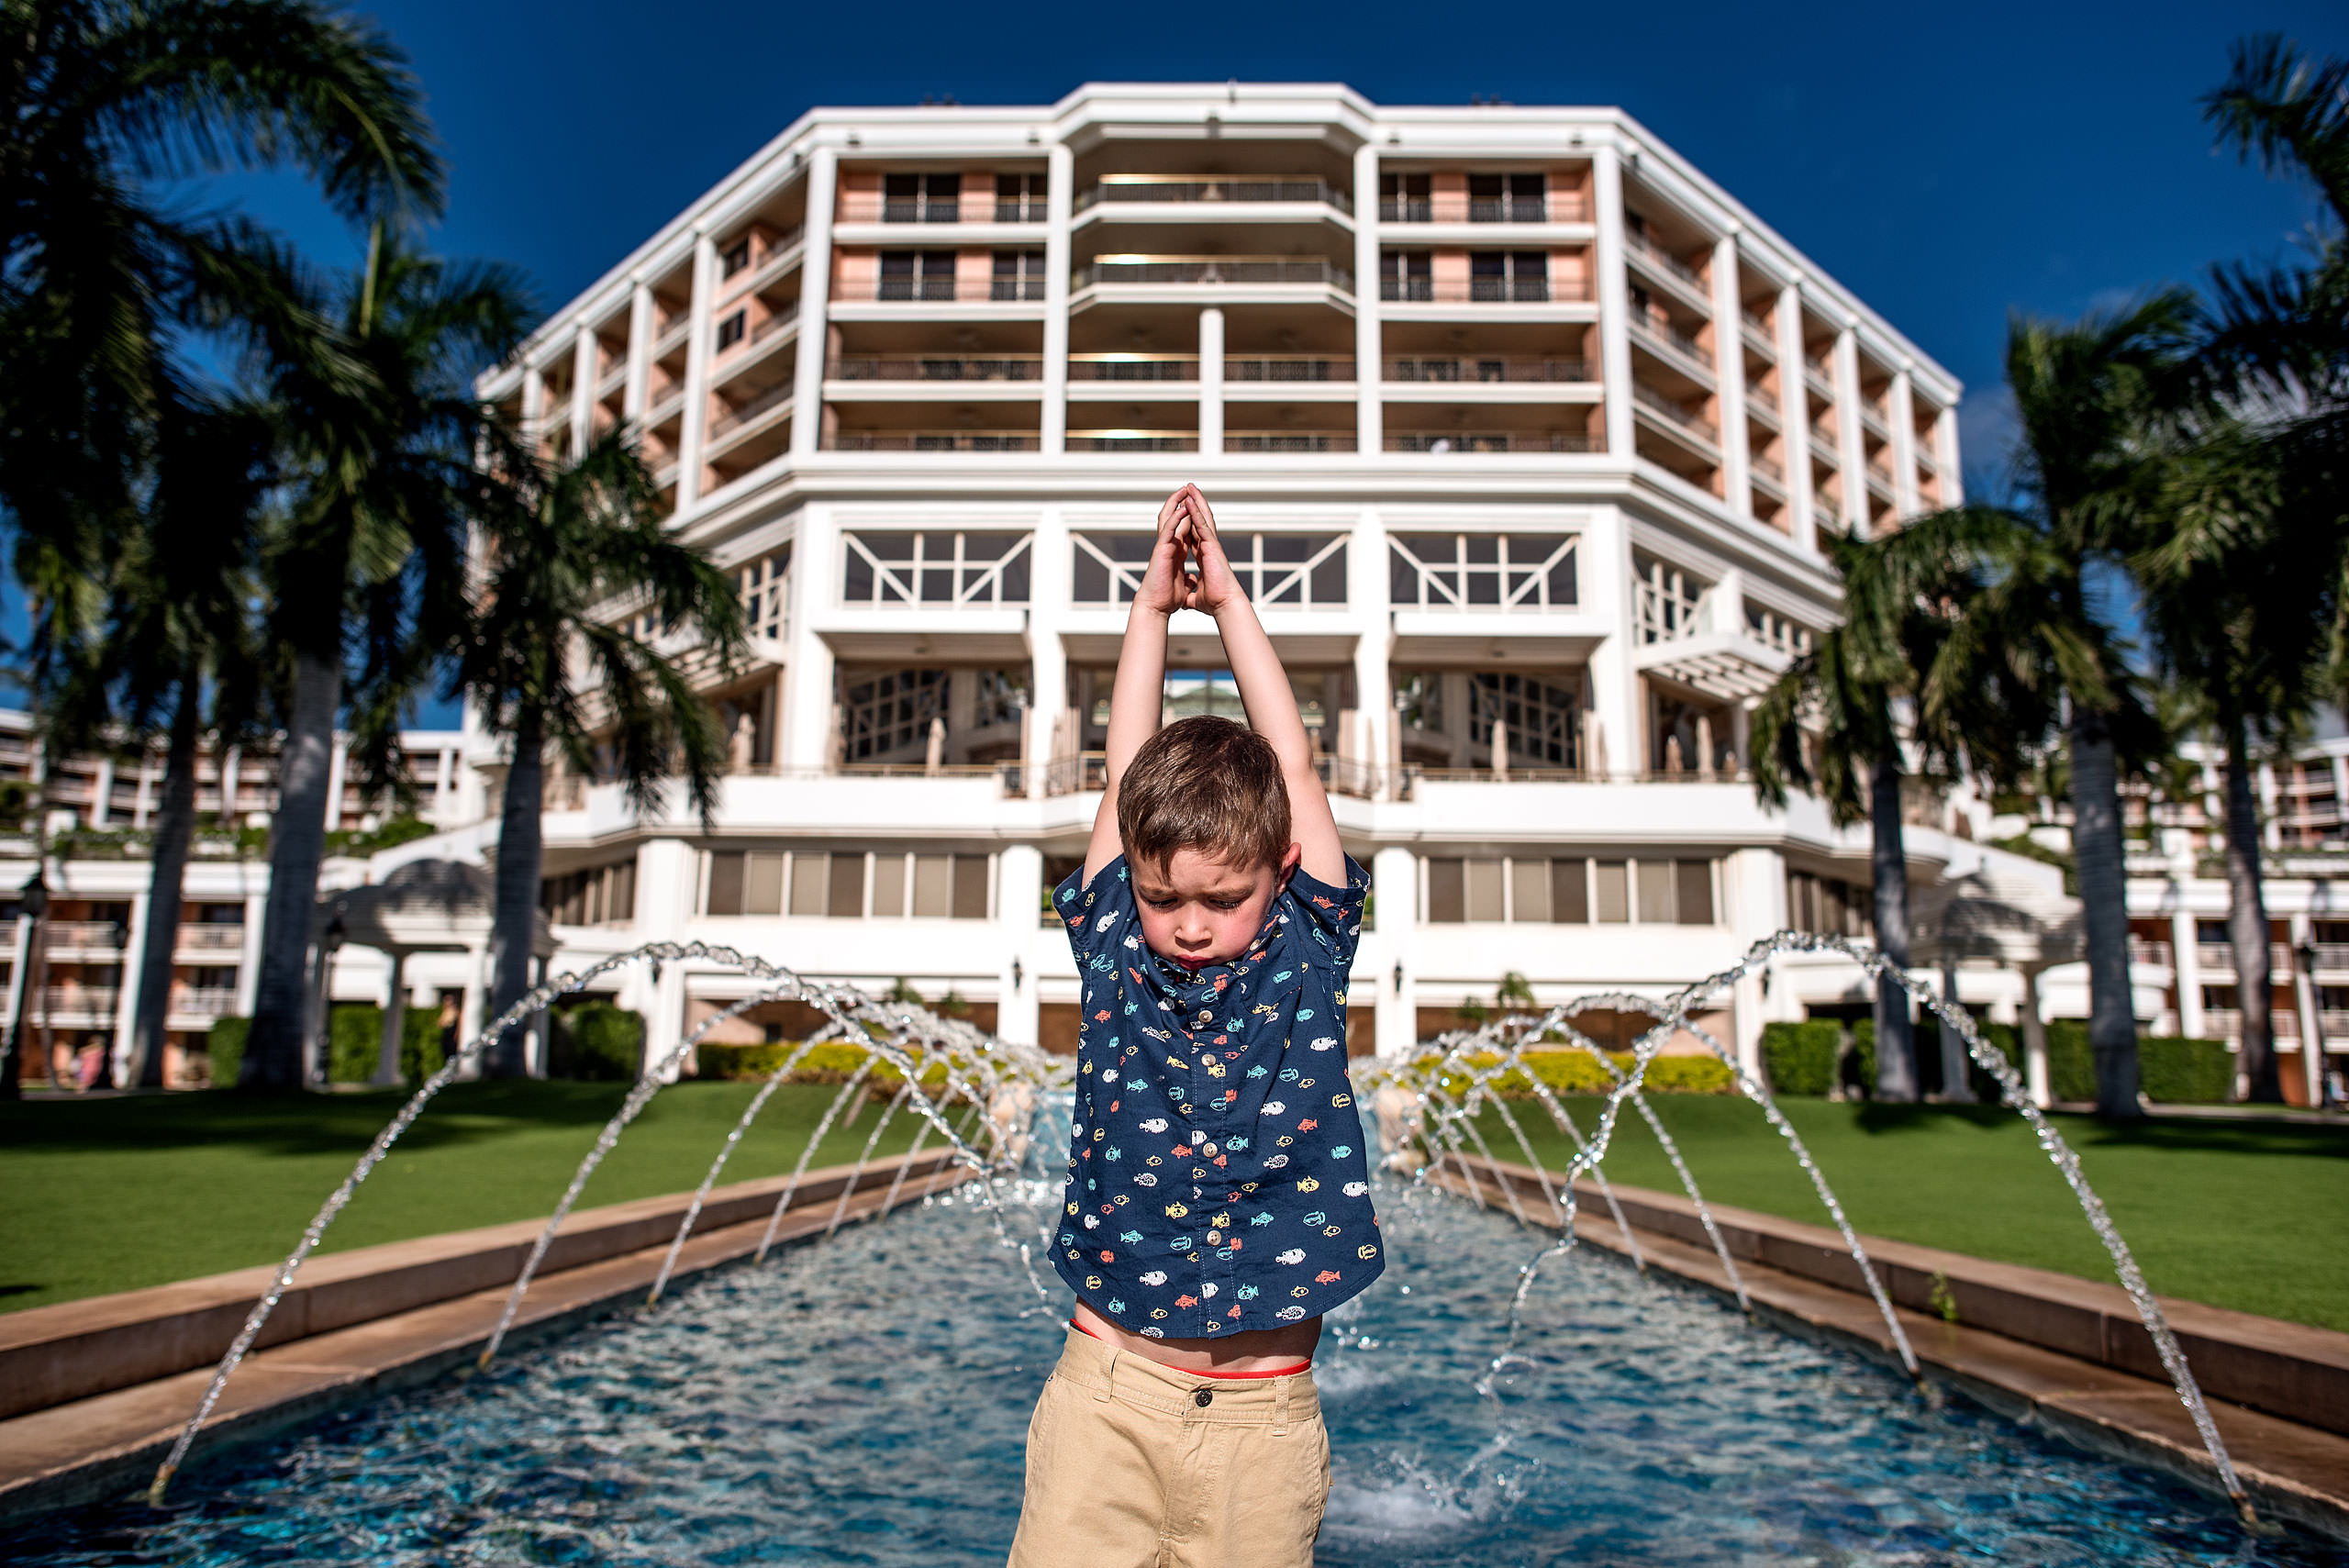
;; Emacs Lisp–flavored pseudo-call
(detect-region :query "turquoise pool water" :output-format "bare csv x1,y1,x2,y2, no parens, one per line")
7,1180,2339,1565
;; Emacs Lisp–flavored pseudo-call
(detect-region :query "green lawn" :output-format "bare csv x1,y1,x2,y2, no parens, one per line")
1471,1096,2349,1331
0,1081,925,1314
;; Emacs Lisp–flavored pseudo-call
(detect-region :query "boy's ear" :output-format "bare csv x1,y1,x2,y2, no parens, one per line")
1276,842,1302,887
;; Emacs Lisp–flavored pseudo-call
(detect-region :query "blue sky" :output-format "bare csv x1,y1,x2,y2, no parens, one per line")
170,0,2349,723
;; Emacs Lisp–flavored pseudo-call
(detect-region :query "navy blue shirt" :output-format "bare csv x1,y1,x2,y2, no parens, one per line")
1051,854,1382,1339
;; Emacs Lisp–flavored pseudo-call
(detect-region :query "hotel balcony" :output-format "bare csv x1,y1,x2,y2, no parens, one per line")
1383,428,1599,454
1623,230,1712,315
824,354,1042,397
1630,381,1721,481
1628,314,1718,384
1075,175,1353,218
1224,355,1357,406
1071,255,1354,308
1803,361,1836,402
821,428,1041,452
703,382,794,488
1740,309,1777,358
853,275,1049,305
1378,275,1586,305
1742,384,1782,428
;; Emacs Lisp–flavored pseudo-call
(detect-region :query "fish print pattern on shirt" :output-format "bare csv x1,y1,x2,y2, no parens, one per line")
1051,854,1381,1338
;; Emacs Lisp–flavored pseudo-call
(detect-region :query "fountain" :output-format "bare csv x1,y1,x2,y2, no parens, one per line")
109,929,2277,1555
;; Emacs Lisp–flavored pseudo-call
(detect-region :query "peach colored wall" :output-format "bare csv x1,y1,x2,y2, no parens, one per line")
1430,171,1468,222
1431,249,1469,290
955,248,992,294
1549,248,1585,297
837,168,882,219
833,248,878,295
960,170,993,208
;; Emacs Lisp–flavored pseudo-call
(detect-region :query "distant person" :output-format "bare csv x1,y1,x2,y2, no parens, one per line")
1010,485,1377,1567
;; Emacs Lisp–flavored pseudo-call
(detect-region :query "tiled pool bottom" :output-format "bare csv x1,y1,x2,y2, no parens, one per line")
8,1184,2341,1567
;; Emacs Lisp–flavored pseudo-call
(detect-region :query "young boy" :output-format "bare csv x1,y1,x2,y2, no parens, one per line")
1008,485,1378,1568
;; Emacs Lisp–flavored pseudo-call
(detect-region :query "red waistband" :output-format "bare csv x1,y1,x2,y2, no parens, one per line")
1069,1318,1312,1378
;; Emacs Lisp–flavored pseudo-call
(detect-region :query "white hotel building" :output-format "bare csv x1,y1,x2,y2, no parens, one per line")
436,81,1989,1073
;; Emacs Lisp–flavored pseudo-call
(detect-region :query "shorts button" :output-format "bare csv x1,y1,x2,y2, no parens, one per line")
1193,1388,1214,1407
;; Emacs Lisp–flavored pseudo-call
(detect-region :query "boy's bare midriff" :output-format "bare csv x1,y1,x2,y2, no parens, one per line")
1072,1297,1321,1372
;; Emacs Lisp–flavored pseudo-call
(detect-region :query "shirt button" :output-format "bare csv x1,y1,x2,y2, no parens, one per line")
1193,1388,1214,1408
1200,1142,1219,1156
1207,1230,1222,1244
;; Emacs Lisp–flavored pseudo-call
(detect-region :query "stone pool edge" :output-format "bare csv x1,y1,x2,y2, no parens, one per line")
1431,1158,2349,1547
0,1151,970,1528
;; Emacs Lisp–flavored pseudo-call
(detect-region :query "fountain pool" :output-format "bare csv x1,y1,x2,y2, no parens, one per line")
5,1181,2334,1567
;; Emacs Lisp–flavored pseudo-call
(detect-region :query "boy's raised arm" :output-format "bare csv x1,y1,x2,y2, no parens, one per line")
1174,485,1348,888
1084,490,1192,881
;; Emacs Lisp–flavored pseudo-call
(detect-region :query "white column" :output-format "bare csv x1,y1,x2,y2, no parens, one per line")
1353,143,1383,454
569,326,596,459
2259,761,2282,851
997,843,1042,1046
1197,306,1225,454
1776,282,1816,550
1934,404,1965,507
2021,966,2051,1108
624,278,654,424
110,888,148,1084
2174,907,2203,1034
1727,847,1779,1079
520,363,546,440
133,751,154,828
627,837,696,1079
674,229,718,509
1710,234,1750,517
1832,324,1869,538
780,506,838,768
219,744,240,820
89,757,113,828
1584,506,1638,781
1888,364,1920,517
323,735,348,832
1041,141,1074,454
2290,910,2321,1103
236,891,266,1013
1350,507,1391,798
1373,845,1418,1057
790,147,840,458
1027,507,1070,798
1590,146,1635,462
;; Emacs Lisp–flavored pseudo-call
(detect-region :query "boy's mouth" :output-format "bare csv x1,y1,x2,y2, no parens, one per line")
1172,954,1213,971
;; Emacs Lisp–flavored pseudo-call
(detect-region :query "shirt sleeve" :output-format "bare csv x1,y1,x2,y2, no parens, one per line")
1055,855,1139,962
1284,855,1372,971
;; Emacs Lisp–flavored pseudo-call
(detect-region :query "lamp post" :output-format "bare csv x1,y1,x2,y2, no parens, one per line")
0,870,48,1100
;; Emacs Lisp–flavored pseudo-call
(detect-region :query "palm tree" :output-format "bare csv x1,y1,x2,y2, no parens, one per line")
455,431,745,1078
2182,36,2349,1102
233,231,529,1088
1879,301,2196,1119
0,0,440,571
1750,531,1938,1102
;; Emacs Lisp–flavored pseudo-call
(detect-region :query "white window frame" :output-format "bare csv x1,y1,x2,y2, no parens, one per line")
840,530,1033,608
1388,532,1578,612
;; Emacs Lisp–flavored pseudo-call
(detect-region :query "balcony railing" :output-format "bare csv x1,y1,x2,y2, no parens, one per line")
2195,941,2296,973
1625,230,1703,286
176,924,246,951
2200,1009,2298,1040
2311,942,2349,972
821,431,1041,451
644,384,687,424
1804,363,1836,400
828,355,1041,383
707,381,794,439
1223,431,1358,451
1630,314,1714,370
1631,383,1719,442
1075,256,1353,291
44,920,128,949
866,275,1048,303
1031,751,1386,799
1751,454,1784,482
2127,937,2173,967
1068,354,1199,381
748,302,800,344
1384,431,1599,453
1385,356,1592,383
1378,199,1432,222
1077,177,1353,213
2321,1010,2349,1039
1744,386,1782,422
171,986,239,1018
1379,275,1584,303
40,986,118,1018
840,195,964,224
1225,356,1354,382
651,317,691,358
1070,431,1200,451
1379,195,1589,223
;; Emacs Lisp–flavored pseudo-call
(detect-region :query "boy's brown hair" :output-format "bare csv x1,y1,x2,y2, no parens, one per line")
1117,715,1291,874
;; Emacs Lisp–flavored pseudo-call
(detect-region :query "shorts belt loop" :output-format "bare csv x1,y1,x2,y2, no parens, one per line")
1095,1345,1115,1404
1273,1373,1292,1436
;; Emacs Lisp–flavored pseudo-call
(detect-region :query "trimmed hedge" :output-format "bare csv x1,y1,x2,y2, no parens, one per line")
205,1015,250,1088
696,1039,952,1085
327,1005,444,1084
1440,1048,1736,1097
564,1002,645,1081
2140,1036,2232,1104
1761,1020,1842,1095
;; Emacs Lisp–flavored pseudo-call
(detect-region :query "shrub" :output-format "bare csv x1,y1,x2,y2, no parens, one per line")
1849,1018,1876,1095
1762,1020,1842,1095
567,1002,645,1081
205,1015,250,1087
2044,1019,2096,1103
2139,1036,2232,1104
1638,1053,1736,1094
1456,1048,1735,1097
327,1005,444,1084
695,1038,950,1086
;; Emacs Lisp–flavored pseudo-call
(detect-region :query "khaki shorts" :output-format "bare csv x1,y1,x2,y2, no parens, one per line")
1008,1328,1331,1568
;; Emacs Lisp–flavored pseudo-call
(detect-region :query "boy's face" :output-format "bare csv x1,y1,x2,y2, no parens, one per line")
1132,843,1301,967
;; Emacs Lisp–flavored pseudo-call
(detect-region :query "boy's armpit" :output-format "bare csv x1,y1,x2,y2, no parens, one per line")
1286,857,1372,969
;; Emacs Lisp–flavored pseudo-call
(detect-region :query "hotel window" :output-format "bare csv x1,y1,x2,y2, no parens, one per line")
841,530,1033,607
540,860,638,926
1427,855,1713,924
1072,532,1345,607
841,669,947,762
996,172,1047,222
1784,870,1872,939
705,849,989,918
992,250,1047,301
1388,533,1577,610
1379,172,1431,222
715,310,746,351
878,250,957,301
884,172,959,223
1468,172,1544,222
1393,670,1444,735
720,238,752,278
1469,673,1580,769
1379,250,1432,301
1470,250,1548,302
739,546,791,639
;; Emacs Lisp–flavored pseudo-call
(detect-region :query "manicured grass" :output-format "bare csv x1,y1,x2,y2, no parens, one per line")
0,1081,925,1314
1471,1095,2349,1332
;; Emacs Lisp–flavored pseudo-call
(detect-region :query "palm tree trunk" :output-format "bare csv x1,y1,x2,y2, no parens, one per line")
244,651,341,1088
129,675,201,1089
2222,712,2280,1102
2068,705,2141,1119
486,710,546,1080
1870,758,1919,1102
